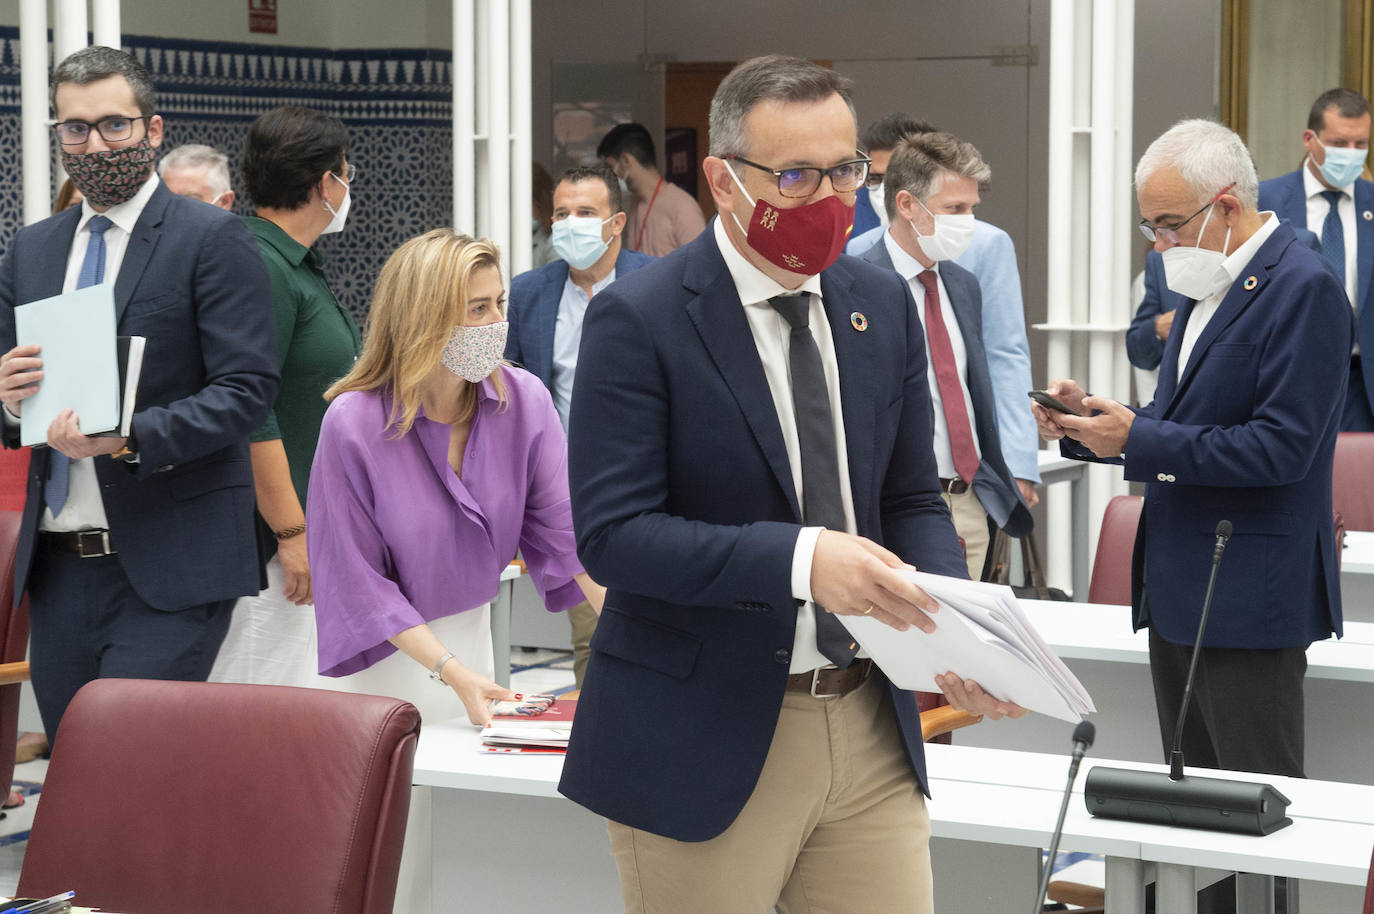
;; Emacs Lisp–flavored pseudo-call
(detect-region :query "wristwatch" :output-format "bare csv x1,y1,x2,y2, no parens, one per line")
430,651,456,685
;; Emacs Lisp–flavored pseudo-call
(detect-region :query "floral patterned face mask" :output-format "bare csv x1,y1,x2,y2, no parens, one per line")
441,320,508,382
61,137,156,209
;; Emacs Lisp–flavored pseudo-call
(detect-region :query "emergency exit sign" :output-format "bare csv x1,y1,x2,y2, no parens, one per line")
249,0,278,34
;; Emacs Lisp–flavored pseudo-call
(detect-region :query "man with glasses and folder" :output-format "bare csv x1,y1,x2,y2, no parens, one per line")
560,55,1020,914
0,46,278,745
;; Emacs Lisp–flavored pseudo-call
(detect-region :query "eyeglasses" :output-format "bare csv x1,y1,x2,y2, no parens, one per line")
333,163,358,184
865,171,885,189
1138,182,1236,244
723,153,871,198
51,115,152,146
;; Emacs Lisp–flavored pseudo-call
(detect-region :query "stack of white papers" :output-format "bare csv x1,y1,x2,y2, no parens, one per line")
838,571,1095,723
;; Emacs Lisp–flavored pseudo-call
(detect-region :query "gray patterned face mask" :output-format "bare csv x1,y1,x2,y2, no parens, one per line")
441,320,508,382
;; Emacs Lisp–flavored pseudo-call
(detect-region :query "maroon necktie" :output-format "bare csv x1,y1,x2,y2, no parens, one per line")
916,270,980,485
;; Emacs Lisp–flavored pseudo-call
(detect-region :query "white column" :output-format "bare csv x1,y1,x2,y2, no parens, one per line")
453,0,476,233
485,0,510,265
1040,0,1135,595
19,0,50,226
508,0,532,276
53,0,89,64
91,0,122,49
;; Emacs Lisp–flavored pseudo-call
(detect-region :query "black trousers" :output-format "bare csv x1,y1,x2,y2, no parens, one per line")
27,546,234,746
1147,628,1307,778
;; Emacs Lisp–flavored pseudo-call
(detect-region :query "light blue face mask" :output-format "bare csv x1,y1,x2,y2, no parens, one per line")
1314,138,1368,188
551,215,613,269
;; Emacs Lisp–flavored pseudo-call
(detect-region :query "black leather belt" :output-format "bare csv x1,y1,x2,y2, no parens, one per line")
39,530,116,557
939,477,970,495
785,659,874,698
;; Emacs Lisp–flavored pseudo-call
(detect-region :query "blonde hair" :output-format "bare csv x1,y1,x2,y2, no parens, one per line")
325,228,508,435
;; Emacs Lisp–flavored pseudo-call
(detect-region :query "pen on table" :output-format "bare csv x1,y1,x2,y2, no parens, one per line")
13,890,76,913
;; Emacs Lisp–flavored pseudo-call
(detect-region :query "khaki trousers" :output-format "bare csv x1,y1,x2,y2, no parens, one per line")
941,486,991,580
567,599,598,688
606,672,932,914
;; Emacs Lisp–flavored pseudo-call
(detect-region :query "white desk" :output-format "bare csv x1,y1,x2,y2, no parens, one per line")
1341,530,1374,622
1038,449,1090,599
411,723,1374,914
950,600,1374,786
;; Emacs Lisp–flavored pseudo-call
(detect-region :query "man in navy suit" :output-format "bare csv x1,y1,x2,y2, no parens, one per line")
561,55,1020,914
858,131,1032,579
1036,119,1350,782
504,163,653,686
1258,88,1373,430
0,47,278,743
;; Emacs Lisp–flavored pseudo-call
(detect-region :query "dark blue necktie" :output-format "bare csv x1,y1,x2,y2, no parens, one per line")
45,215,113,517
1320,189,1346,288
768,294,857,668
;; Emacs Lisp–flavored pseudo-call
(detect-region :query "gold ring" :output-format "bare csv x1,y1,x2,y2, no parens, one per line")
864,605,874,615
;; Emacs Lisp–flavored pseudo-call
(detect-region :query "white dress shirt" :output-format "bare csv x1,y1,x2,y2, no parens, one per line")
711,217,859,674
40,173,162,532
1177,212,1279,380
882,232,982,478
1303,160,1359,308
551,267,616,432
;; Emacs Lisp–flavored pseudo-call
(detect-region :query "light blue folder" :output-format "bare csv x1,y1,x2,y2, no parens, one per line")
14,283,120,447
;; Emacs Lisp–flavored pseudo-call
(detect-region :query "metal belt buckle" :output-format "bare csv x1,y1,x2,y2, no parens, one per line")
809,666,842,699
77,530,112,558
948,477,969,495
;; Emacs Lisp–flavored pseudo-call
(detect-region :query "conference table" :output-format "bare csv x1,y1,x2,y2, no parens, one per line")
411,722,1374,913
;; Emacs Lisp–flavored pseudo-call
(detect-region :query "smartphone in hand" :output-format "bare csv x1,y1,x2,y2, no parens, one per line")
1028,389,1079,416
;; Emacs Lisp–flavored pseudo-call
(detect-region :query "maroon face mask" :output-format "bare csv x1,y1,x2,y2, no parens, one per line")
61,137,156,209
725,162,853,275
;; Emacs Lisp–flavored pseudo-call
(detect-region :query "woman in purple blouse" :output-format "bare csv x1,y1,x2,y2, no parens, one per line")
307,229,604,727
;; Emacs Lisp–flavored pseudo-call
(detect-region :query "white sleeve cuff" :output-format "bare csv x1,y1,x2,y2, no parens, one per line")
791,526,824,604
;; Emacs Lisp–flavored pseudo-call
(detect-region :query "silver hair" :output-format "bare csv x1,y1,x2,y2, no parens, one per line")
708,55,857,158
882,131,991,219
1134,118,1258,211
51,46,156,117
158,144,232,195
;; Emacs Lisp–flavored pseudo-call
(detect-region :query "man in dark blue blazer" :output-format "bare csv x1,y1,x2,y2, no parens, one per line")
504,163,653,687
561,56,1020,914
859,131,1031,580
1125,250,1183,378
0,47,278,743
1037,120,1351,781
1258,88,1373,429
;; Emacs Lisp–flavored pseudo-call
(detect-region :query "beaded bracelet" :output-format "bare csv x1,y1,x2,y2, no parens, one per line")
275,523,307,541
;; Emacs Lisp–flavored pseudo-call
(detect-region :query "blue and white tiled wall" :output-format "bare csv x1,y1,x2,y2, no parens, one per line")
0,28,456,322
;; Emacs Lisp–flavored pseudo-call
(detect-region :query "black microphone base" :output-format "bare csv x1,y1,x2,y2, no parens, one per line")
1084,766,1292,836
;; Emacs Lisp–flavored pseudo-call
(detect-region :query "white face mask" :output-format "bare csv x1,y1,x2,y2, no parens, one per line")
909,197,974,262
441,320,509,383
867,183,889,228
1160,201,1232,301
551,215,613,270
1312,138,1368,188
320,172,351,235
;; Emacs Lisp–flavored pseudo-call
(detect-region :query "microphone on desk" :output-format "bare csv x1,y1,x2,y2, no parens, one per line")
1031,719,1095,914
1083,519,1293,836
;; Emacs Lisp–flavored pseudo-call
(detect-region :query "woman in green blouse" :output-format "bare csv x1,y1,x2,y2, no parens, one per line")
209,106,362,686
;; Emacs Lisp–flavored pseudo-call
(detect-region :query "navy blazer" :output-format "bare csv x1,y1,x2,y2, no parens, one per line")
504,248,656,388
1064,222,1350,649
1259,168,1374,420
859,241,1031,537
1126,251,1184,373
559,229,967,842
0,182,280,611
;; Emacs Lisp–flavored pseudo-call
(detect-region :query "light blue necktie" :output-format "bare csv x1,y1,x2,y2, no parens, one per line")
1320,189,1346,288
44,215,113,517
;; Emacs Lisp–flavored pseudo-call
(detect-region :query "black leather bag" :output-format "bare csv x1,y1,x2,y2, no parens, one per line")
982,529,1070,601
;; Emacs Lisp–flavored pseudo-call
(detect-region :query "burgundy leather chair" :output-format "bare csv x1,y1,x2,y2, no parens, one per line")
18,680,420,914
1333,432,1374,532
1087,495,1143,606
0,510,33,804
1364,840,1374,914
